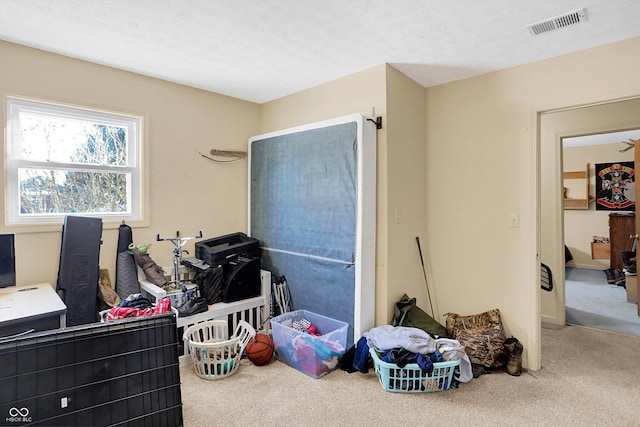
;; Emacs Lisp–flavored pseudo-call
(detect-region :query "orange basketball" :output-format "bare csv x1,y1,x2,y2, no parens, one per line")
245,333,274,366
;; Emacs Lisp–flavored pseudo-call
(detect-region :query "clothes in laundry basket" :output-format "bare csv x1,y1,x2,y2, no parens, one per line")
365,325,473,383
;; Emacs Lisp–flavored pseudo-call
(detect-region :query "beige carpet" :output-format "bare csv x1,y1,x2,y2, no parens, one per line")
179,324,640,426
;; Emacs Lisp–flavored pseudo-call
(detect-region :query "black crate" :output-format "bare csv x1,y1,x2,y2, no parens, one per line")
0,314,182,426
195,232,260,266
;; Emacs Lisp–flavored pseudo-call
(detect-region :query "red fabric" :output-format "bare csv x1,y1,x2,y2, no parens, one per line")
106,297,172,321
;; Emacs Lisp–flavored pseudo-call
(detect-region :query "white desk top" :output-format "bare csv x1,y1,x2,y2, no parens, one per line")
0,283,67,326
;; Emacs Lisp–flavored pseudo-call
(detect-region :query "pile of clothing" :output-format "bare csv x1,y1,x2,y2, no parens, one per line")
105,294,172,321
341,325,473,384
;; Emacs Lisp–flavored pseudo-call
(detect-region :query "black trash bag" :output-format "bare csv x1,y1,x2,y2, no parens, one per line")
391,294,449,338
192,266,223,305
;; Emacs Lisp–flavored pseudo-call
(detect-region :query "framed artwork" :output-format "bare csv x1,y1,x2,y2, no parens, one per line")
595,161,635,211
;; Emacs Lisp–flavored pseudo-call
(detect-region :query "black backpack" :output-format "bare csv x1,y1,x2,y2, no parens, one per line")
193,266,223,305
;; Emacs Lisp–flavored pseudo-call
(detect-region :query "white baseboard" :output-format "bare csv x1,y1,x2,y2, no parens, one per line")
540,314,563,325
567,261,608,270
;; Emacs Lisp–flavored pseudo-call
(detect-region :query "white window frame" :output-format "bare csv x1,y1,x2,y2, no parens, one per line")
5,96,147,228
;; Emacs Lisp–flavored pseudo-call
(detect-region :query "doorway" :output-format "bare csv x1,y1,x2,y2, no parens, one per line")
562,129,640,336
539,97,640,333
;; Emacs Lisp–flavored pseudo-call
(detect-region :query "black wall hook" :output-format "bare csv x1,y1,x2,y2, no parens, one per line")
367,116,382,130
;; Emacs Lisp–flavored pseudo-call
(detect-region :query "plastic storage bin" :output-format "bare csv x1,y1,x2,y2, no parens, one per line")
271,310,348,378
370,348,460,393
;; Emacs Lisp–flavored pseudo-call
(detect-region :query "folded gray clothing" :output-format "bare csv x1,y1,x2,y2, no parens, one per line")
365,325,437,355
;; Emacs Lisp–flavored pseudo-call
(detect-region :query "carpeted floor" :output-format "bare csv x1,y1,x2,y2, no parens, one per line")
179,323,640,426
565,267,640,336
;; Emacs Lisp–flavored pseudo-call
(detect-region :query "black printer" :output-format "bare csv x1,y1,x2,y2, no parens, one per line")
193,232,261,303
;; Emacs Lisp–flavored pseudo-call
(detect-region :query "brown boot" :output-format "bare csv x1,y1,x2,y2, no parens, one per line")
503,337,523,376
132,247,168,287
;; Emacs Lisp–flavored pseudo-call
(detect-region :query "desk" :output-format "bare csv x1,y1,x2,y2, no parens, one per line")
0,283,67,338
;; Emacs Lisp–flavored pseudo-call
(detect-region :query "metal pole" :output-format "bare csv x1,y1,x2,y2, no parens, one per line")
415,236,435,317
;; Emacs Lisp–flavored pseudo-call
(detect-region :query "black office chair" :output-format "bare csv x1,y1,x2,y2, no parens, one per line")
541,263,553,292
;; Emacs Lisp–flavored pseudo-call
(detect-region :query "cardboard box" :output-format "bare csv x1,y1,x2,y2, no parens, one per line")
625,273,637,304
591,242,610,260
271,310,348,378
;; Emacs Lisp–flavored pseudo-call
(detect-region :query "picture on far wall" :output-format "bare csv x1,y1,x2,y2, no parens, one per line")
595,161,635,211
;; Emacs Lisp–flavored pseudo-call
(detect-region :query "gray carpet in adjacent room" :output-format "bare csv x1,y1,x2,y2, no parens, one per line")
180,324,640,426
565,267,640,336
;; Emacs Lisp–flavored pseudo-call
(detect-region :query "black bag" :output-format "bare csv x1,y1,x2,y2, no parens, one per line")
115,223,140,299
193,266,223,305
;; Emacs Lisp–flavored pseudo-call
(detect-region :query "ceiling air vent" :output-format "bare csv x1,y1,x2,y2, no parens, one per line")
527,8,587,36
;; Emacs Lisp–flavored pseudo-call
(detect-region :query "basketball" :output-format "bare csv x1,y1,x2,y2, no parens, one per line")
245,333,274,366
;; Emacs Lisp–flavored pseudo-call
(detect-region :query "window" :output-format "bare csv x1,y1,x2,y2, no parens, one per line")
5,97,144,225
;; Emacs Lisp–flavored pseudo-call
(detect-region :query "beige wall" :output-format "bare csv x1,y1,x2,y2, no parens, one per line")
384,66,431,318
3,34,640,371
564,142,636,270
0,41,260,287
425,36,640,369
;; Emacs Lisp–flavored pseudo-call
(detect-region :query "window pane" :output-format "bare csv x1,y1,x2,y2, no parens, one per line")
6,97,143,225
19,112,128,166
19,168,129,214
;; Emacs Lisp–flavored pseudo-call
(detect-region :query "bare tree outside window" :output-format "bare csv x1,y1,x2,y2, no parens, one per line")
6,97,141,224
18,119,129,214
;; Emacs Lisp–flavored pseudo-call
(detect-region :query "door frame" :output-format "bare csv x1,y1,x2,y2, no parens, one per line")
536,95,640,354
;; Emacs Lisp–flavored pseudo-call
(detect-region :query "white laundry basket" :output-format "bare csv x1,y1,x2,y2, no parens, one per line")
183,320,255,380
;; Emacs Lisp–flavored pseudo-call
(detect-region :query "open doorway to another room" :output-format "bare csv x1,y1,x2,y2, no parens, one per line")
539,96,640,338
562,129,640,336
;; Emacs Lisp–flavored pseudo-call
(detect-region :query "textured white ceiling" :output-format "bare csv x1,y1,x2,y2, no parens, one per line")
1,0,640,104
563,129,640,148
